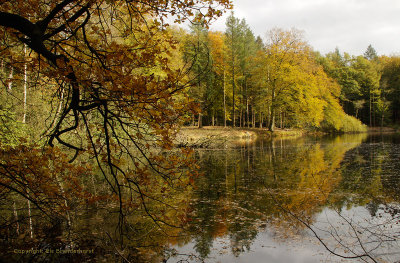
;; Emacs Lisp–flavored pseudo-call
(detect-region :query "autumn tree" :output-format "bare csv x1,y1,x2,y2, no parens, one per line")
262,28,310,131
251,29,365,132
208,31,227,126
0,0,231,261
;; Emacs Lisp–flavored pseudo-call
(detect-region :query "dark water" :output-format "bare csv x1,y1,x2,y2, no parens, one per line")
168,133,400,263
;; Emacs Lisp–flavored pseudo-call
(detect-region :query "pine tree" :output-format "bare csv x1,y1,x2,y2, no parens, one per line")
364,44,378,61
225,12,242,127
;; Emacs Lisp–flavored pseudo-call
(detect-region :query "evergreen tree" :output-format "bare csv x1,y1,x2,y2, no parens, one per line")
364,44,378,61
225,12,242,127
183,20,212,127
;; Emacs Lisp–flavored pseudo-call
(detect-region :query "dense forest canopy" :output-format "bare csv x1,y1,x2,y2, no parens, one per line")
182,17,400,131
1,1,400,262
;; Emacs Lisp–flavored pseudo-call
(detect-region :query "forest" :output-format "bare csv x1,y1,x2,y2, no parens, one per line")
1,0,400,262
180,14,400,132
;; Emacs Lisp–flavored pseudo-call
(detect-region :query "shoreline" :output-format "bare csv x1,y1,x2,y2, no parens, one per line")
174,126,399,148
367,127,398,133
174,126,308,148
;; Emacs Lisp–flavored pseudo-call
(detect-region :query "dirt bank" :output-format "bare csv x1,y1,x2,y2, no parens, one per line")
174,126,306,148
367,127,398,133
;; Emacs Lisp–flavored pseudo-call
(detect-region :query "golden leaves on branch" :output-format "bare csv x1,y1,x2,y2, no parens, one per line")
0,0,231,243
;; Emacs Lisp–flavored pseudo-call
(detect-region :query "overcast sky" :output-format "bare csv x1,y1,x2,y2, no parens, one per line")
208,0,400,56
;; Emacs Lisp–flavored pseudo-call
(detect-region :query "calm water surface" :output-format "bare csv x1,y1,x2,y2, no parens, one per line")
168,133,400,263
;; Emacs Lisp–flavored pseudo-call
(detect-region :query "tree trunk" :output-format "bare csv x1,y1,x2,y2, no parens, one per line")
250,105,253,127
239,107,242,127
27,199,33,238
369,90,372,127
245,79,249,128
196,28,202,128
246,99,249,128
269,112,275,132
232,34,235,128
223,69,227,127
56,175,72,227
13,201,20,235
373,95,376,127
253,109,256,128
198,113,203,128
23,45,28,124
268,89,276,132
239,84,242,127
8,67,13,90
48,87,65,132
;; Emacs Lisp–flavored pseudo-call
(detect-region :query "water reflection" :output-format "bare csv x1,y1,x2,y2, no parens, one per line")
169,133,400,263
5,133,399,262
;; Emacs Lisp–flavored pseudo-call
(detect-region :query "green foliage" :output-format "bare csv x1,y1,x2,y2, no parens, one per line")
321,101,367,133
380,56,400,124
340,114,368,132
364,44,378,61
0,108,26,146
319,48,384,126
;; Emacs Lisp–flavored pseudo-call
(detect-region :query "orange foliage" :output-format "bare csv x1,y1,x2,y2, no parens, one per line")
0,0,232,255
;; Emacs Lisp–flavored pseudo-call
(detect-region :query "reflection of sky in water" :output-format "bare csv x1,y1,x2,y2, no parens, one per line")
313,206,400,262
209,231,332,263
173,230,331,263
173,231,330,263
172,206,400,263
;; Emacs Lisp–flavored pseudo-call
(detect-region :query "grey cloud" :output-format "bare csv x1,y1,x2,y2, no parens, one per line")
210,0,400,55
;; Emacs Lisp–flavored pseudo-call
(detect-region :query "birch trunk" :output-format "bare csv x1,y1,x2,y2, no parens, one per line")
13,201,20,235
8,67,13,90
23,45,28,124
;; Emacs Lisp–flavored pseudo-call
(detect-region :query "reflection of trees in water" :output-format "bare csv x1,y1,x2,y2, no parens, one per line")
338,134,400,206
317,134,400,262
182,135,359,257
0,154,193,263
178,133,400,262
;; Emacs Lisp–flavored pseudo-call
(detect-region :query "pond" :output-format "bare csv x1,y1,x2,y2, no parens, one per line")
3,133,400,263
167,133,400,263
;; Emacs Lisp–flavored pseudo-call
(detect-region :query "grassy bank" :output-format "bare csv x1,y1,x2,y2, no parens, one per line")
174,126,307,148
